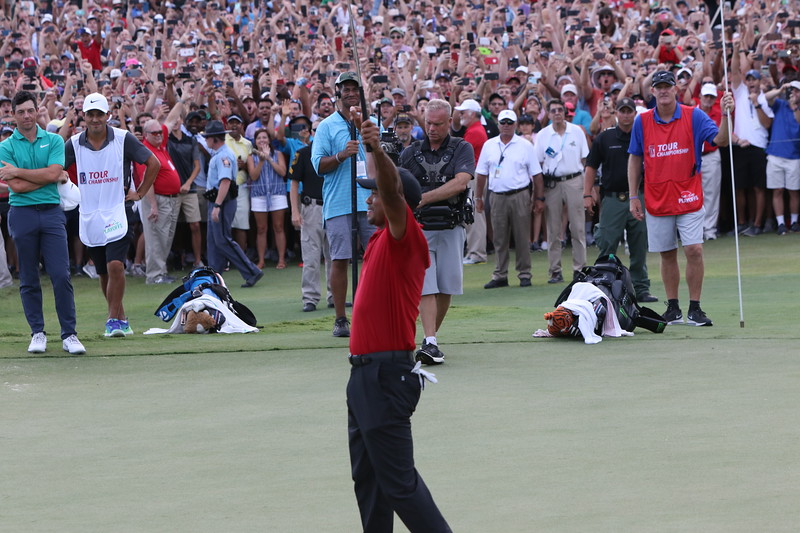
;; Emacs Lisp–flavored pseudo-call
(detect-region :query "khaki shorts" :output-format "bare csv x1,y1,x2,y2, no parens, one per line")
196,187,208,223
179,191,201,223
231,185,250,230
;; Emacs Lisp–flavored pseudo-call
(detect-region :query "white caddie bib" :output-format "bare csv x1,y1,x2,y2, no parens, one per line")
72,127,129,247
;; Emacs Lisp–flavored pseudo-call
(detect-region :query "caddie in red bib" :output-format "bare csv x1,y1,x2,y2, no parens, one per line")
640,106,703,216
627,70,734,328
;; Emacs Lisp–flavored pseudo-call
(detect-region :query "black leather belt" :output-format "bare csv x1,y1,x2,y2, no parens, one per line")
14,203,59,211
551,171,582,181
302,196,323,206
348,350,415,366
493,184,531,196
604,191,631,201
158,193,179,198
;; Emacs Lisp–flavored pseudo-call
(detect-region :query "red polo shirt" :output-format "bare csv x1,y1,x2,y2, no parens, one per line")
464,119,488,163
135,124,181,195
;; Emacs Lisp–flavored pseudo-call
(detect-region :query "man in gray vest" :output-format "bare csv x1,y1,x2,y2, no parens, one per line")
398,99,475,365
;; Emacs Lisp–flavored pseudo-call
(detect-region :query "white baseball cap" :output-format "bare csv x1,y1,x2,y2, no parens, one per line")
560,83,578,96
498,109,517,122
83,93,109,113
454,99,482,113
700,83,718,97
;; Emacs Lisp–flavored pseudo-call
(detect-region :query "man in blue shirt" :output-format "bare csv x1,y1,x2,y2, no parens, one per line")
311,72,376,337
204,120,263,288
764,81,800,235
0,91,85,354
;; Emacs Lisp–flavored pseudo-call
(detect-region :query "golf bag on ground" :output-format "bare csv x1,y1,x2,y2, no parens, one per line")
555,254,666,334
154,266,257,327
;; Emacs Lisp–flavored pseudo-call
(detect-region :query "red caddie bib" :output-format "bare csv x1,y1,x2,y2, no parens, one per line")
641,105,703,216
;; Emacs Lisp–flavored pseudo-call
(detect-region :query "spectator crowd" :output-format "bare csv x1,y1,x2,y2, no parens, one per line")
1,0,800,343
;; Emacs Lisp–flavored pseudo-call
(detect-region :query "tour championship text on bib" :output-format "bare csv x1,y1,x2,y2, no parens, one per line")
641,106,703,216
72,128,130,247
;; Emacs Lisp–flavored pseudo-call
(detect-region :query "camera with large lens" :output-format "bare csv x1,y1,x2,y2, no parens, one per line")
380,128,404,164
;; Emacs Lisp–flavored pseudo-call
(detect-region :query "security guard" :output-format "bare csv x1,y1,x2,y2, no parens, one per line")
583,98,657,303
203,120,263,288
398,99,475,365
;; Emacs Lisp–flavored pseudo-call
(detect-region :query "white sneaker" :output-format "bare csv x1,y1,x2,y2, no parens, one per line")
82,263,100,279
62,334,86,355
28,332,47,353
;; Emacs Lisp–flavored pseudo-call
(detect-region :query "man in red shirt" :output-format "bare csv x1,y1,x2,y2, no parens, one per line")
347,113,451,533
75,28,103,72
455,99,488,265
136,115,183,284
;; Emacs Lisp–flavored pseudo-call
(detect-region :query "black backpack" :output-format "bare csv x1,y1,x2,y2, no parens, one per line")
555,254,666,334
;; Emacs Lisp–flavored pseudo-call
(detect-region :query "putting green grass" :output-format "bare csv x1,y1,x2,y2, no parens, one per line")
2,234,799,531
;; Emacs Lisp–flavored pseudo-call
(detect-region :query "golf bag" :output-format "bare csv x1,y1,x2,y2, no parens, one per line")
555,254,666,334
154,266,257,327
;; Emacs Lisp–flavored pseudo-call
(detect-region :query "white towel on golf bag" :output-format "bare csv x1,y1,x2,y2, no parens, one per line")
560,282,623,344
144,295,259,334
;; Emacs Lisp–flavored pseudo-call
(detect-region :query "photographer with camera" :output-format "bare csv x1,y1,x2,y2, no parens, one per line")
533,98,590,285
398,99,475,365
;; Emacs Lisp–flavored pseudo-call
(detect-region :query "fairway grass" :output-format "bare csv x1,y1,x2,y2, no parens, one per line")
2,235,799,531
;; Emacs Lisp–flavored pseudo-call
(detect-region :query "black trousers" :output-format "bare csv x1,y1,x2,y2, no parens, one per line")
347,352,451,533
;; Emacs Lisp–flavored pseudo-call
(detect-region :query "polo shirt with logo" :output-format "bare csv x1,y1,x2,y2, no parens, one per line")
0,125,64,207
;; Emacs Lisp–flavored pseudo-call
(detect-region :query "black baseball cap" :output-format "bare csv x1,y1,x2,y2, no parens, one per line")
186,110,205,122
357,168,422,209
616,97,637,111
651,70,676,87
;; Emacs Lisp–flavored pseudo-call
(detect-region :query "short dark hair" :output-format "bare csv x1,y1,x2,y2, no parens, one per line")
11,91,37,111
548,98,565,112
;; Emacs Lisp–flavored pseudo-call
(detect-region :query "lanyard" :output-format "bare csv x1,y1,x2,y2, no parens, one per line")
497,138,514,166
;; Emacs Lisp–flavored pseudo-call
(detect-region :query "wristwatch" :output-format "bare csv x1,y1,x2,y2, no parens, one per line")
213,203,222,208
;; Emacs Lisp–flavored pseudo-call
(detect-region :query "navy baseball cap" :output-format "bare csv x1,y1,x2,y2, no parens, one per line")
745,69,762,80
651,70,676,86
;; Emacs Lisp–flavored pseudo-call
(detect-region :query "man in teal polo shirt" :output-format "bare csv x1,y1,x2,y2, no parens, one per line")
0,91,85,354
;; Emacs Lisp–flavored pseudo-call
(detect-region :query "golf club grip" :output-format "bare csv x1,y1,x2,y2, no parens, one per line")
359,90,372,152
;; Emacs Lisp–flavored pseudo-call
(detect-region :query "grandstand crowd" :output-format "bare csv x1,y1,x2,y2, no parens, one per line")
1,0,799,293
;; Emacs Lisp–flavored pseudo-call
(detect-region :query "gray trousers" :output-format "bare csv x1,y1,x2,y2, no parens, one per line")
489,189,532,281
140,194,180,281
299,203,332,306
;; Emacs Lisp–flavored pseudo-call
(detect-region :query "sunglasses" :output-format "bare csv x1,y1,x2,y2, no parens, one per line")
499,119,516,125
147,130,163,135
